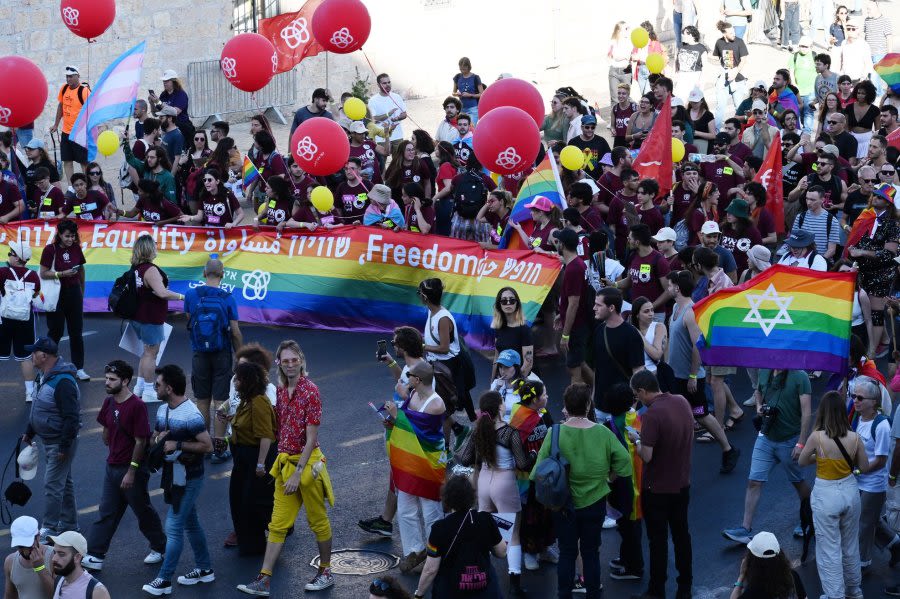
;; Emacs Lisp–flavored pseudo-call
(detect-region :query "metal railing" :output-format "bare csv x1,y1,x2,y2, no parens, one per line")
186,59,298,126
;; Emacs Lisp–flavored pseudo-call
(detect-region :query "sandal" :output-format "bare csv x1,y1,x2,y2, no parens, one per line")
695,430,716,443
724,411,745,431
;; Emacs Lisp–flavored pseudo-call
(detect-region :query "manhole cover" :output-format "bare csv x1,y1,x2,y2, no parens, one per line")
310,549,400,575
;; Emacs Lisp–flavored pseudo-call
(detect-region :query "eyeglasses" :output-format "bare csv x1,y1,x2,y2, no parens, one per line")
279,358,301,365
194,137,205,142
582,125,596,129
499,297,518,305
849,393,874,401
88,171,101,176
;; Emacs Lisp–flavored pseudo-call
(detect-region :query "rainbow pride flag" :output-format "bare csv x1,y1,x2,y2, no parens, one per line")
386,407,446,501
510,402,543,496
875,53,900,95
842,207,876,258
499,151,565,249
694,265,855,373
242,156,260,189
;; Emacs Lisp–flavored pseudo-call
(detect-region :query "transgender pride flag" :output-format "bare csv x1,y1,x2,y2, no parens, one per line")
71,42,146,161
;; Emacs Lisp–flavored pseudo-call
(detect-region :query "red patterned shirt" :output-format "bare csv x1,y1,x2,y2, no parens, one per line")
276,377,321,455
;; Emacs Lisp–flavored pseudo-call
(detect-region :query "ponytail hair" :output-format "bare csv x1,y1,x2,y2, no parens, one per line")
516,380,544,407
548,205,563,229
473,391,502,468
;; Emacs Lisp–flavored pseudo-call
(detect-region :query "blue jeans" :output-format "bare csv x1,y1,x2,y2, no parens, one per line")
553,498,606,599
781,3,801,46
42,439,79,534
674,11,683,49
801,93,817,133
734,25,747,39
748,434,804,483
158,476,211,581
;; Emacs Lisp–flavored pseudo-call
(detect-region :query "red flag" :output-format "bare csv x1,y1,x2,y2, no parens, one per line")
887,127,900,151
753,131,784,233
633,97,673,197
259,0,325,74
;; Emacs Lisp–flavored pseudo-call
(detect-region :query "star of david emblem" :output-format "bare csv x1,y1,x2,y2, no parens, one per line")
743,284,793,336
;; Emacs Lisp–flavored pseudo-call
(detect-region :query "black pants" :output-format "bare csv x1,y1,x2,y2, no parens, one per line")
642,487,692,598
616,516,644,575
87,464,166,558
46,284,84,369
229,444,275,556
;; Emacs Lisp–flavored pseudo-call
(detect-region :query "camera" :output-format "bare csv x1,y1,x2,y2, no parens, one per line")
753,404,779,436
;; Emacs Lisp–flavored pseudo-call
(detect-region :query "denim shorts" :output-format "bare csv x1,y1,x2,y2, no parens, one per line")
130,320,166,346
748,434,803,483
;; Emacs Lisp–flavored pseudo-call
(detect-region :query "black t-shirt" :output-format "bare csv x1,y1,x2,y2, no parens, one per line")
426,510,502,596
592,321,645,412
494,325,533,358
677,43,707,72
712,38,749,81
833,131,858,161
739,570,807,599
844,190,870,226
24,159,60,200
568,135,612,179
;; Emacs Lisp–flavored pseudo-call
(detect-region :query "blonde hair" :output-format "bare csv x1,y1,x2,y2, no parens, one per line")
275,339,308,386
491,287,525,329
611,21,628,41
490,189,514,211
131,234,157,265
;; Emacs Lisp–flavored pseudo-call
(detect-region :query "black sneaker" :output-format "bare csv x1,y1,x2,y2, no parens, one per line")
573,576,586,594
176,568,215,585
142,578,172,596
885,585,900,597
609,558,624,570
720,447,740,474
358,515,393,537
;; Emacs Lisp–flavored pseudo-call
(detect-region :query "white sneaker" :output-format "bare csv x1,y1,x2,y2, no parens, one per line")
540,544,560,564
82,554,103,571
523,552,539,571
75,369,91,381
602,516,617,529
142,389,159,404
144,550,164,564
743,396,756,407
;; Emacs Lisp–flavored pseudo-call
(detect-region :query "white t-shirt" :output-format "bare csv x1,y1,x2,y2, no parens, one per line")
490,372,543,422
777,251,829,271
856,416,892,492
368,93,407,142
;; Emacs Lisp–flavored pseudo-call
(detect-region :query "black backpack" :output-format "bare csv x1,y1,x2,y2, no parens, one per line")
453,171,487,219
55,575,98,598
108,266,139,319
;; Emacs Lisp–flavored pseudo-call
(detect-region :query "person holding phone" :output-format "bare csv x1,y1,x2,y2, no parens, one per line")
39,219,90,381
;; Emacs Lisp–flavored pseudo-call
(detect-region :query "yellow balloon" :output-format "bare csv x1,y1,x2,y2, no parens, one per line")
646,53,665,75
631,27,649,49
310,186,334,213
97,130,119,157
343,97,366,121
559,145,585,171
672,138,686,163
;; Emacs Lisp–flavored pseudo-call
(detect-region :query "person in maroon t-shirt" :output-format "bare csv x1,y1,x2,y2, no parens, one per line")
722,118,752,166
65,173,115,221
180,168,244,228
609,169,640,259
336,158,372,224
256,176,298,227
636,179,664,235
667,164,701,223
348,121,388,184
596,147,632,210
567,182,604,232
384,140,433,201
702,134,746,205
285,158,317,206
476,189,513,248
401,182,435,234
553,228,593,385
719,199,763,275
0,176,24,223
30,167,67,220
0,240,41,400
609,223,671,319
742,181,778,245
119,179,182,226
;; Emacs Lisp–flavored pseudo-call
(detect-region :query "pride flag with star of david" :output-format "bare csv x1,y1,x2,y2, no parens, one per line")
693,265,855,373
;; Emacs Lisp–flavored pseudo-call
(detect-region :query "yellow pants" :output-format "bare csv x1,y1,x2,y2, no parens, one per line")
267,449,334,544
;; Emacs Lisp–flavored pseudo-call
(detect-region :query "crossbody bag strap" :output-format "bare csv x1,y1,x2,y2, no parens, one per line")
444,509,472,560
832,435,856,471
604,326,631,380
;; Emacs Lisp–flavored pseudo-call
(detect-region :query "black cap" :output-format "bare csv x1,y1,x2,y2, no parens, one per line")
24,337,58,355
785,229,815,248
714,132,731,146
552,228,580,251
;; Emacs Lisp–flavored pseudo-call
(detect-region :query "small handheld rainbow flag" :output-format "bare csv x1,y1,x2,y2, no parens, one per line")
242,156,260,189
694,265,855,373
875,53,900,95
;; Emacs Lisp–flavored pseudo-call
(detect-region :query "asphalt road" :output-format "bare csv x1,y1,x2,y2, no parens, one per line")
0,314,897,599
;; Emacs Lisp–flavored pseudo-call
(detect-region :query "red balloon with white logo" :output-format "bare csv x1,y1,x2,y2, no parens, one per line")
472,106,541,176
0,57,48,129
220,33,277,93
59,0,116,40
290,118,350,176
477,78,546,128
311,0,371,54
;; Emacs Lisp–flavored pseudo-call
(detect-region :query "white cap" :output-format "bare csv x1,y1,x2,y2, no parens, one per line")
747,531,781,558
64,65,79,76
10,516,39,548
652,227,677,242
671,96,685,108
700,221,721,235
348,121,366,134
751,99,768,112
48,531,88,556
160,69,178,81
798,35,813,47
16,443,37,481
8,240,32,262
753,80,767,90
687,86,703,103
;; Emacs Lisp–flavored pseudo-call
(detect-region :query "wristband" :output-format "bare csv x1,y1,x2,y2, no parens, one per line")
688,374,698,379
33,565,46,573
733,581,744,588
890,474,897,481
795,443,804,449
561,334,570,340
387,360,398,368
256,463,265,469
54,271,59,279
130,461,140,469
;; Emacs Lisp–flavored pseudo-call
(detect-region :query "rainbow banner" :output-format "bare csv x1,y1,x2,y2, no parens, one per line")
875,53,900,95
693,265,855,373
1,221,559,350
242,156,260,189
386,408,446,501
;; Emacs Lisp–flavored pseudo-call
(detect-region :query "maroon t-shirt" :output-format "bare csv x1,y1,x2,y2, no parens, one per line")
394,158,432,199
501,166,534,197
700,160,743,208
287,174,316,205
669,182,697,223
255,151,289,191
131,139,149,161
727,142,752,166
608,193,631,258
687,207,718,246
33,186,67,219
40,243,85,288
290,204,318,224
752,206,775,240
265,195,295,225
134,262,168,325
640,392,694,492
638,205,664,235
98,393,151,465
0,180,22,219
201,191,241,226
136,196,182,222
337,180,371,223
578,205,604,232
627,249,670,305
560,256,589,329
0,265,40,298
530,220,557,252
720,223,763,274
349,141,383,184
596,171,623,207
484,211,510,245
403,202,436,233
67,190,110,220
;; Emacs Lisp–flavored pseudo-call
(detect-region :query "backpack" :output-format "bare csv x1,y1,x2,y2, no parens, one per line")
58,82,90,105
432,361,458,413
55,573,98,599
797,209,833,243
188,286,232,353
0,269,33,321
119,139,149,189
453,171,487,219
532,424,572,511
108,266,139,319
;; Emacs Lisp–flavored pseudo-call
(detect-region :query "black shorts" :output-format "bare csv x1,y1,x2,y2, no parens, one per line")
0,316,36,361
565,327,589,369
674,377,709,419
191,350,232,402
60,132,88,164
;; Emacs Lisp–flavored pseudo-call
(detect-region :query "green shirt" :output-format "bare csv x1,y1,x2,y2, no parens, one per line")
791,51,817,96
530,424,632,509
758,369,811,442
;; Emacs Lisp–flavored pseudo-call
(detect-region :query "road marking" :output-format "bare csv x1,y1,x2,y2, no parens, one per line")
60,330,97,342
338,433,383,448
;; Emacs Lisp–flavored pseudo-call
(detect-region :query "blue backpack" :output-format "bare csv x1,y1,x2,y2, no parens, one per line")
532,424,572,512
188,286,232,353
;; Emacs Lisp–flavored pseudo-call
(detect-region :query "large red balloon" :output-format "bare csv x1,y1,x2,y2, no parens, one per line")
473,107,541,176
220,33,277,93
60,0,116,40
478,78,546,128
0,57,48,129
290,118,350,176
312,0,371,54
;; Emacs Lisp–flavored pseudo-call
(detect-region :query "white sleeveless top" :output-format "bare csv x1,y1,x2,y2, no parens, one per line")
851,291,863,326
425,307,460,361
642,321,659,373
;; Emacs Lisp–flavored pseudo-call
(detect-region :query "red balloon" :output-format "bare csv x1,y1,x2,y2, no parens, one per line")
59,0,116,40
312,0,371,54
220,33,277,93
472,107,541,176
0,57,48,129
478,78,546,128
290,118,350,176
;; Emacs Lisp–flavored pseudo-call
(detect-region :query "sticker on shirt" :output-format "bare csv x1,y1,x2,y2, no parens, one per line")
320,215,334,225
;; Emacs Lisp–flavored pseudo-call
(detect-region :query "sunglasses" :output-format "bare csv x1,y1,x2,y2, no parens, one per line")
827,120,839,125
194,137,205,142
499,297,518,305
88,171,101,176
582,125,596,129
882,170,896,175
816,161,832,167
203,177,216,182
863,178,878,183
7,251,16,258
279,358,301,365
849,393,873,401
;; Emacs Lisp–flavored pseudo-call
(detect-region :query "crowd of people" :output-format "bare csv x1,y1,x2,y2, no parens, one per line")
3,1,900,598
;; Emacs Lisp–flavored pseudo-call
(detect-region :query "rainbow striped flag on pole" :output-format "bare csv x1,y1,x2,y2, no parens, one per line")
498,151,565,249
242,156,260,189
386,407,446,501
693,265,855,373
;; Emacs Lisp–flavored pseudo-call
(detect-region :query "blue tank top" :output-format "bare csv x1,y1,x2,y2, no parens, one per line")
669,302,705,380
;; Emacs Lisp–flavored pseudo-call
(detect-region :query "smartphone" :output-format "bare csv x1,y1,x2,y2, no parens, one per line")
368,401,388,420
376,339,388,359
71,264,82,272
149,89,155,96
625,425,639,437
